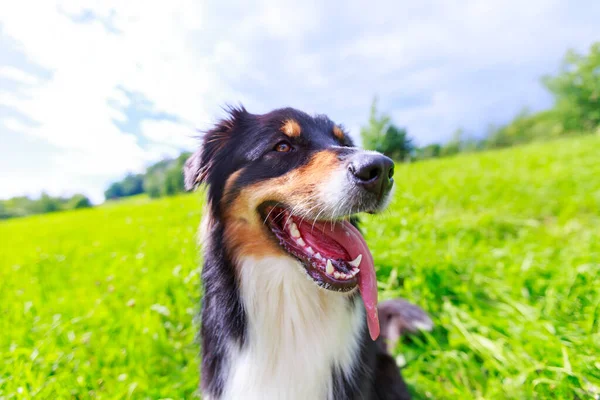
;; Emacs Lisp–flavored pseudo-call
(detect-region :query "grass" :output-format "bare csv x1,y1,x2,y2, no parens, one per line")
1,135,599,399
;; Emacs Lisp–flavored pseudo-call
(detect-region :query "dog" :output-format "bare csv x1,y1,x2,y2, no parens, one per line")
184,106,433,400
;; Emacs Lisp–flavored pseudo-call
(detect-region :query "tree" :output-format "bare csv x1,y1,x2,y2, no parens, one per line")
360,97,391,151
143,159,171,198
440,129,463,157
104,174,144,200
104,182,124,200
417,143,442,159
485,108,566,149
67,194,92,209
163,165,180,196
141,152,191,198
377,125,414,161
0,202,11,220
120,174,144,197
360,97,414,161
34,193,60,213
542,42,600,132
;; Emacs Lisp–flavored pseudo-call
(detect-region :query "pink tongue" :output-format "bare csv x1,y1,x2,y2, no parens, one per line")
310,220,380,341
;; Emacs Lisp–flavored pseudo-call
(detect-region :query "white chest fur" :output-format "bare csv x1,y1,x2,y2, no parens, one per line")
220,256,364,400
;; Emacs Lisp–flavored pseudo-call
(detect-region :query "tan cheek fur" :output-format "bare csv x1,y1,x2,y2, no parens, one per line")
221,151,342,261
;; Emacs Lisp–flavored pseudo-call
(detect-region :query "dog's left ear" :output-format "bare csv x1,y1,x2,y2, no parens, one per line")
184,104,249,190
184,149,203,191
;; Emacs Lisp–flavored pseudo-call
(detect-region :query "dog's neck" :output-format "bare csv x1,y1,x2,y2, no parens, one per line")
223,255,364,400
204,251,364,400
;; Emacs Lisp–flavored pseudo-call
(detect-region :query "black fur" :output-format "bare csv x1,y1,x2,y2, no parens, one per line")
187,106,427,399
197,222,246,396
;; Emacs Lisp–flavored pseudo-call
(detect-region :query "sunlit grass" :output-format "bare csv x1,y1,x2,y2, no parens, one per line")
1,136,599,399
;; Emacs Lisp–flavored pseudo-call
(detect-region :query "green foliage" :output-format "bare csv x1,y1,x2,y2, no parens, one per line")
439,129,464,157
0,193,92,220
1,136,599,398
415,143,441,160
105,153,191,202
34,193,61,214
104,174,145,200
143,153,190,199
486,108,568,149
121,174,145,198
104,182,124,200
376,124,414,161
360,97,391,151
543,42,600,132
143,160,172,198
67,194,93,209
360,97,414,160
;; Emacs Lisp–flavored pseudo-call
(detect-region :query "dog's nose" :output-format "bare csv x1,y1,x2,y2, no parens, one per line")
349,153,395,196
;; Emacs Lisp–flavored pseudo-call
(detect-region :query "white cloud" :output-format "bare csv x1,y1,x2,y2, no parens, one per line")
0,66,39,85
140,119,197,150
1,117,30,133
0,0,227,202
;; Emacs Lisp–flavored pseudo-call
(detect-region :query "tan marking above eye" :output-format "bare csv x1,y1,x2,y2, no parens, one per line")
280,119,302,137
332,126,344,140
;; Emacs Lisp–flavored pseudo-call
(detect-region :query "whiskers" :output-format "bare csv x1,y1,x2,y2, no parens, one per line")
262,202,286,225
257,184,392,236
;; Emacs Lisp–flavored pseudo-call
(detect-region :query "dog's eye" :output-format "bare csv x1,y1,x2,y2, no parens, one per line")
274,141,292,153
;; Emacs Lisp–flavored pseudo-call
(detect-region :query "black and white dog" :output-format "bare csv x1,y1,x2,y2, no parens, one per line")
184,106,432,400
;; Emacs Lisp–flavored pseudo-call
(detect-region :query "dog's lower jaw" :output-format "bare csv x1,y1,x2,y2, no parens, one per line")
219,255,364,400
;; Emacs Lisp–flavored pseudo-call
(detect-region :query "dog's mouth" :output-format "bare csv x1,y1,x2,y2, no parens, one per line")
263,205,380,340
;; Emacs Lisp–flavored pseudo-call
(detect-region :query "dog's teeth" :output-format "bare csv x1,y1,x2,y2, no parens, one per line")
326,259,334,275
333,271,341,279
339,272,354,280
350,267,359,276
289,222,301,238
315,253,323,260
296,238,306,246
349,254,362,268
306,246,314,255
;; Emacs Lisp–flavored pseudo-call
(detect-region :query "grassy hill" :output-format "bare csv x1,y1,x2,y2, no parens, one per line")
1,136,599,399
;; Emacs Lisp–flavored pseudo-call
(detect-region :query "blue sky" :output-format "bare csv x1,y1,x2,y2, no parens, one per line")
1,0,599,203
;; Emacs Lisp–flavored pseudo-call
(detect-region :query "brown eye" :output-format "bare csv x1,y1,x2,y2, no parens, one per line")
275,141,292,152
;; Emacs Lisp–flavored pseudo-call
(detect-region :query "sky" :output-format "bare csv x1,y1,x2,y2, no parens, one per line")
1,0,599,203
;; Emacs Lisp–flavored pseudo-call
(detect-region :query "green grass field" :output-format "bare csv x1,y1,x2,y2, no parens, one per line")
1,136,599,399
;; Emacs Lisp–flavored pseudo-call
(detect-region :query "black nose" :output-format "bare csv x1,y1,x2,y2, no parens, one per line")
349,153,395,196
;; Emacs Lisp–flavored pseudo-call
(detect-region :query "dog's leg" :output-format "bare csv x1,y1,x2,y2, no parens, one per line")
377,298,433,353
370,299,433,400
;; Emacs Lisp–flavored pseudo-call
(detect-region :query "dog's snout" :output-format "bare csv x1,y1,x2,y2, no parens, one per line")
348,153,394,196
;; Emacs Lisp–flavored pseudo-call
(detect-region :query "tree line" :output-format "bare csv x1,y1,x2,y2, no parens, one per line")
0,152,192,219
104,152,191,201
0,193,92,220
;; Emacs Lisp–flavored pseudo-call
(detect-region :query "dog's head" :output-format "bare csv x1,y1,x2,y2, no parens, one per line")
185,106,395,339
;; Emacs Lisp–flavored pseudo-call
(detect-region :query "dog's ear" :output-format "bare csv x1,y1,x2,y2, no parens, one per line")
183,105,249,191
184,149,203,191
